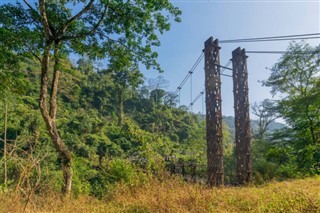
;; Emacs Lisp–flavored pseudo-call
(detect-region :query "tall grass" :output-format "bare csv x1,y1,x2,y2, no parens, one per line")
1,176,320,212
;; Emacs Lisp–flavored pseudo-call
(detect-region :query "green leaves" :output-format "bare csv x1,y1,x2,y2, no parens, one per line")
1,0,181,72
262,41,320,174
264,42,320,97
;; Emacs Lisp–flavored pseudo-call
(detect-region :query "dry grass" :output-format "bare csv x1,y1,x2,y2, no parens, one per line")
1,176,320,213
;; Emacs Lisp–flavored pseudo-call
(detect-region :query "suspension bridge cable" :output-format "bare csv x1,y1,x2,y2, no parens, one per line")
166,53,204,104
191,53,204,71
189,89,204,110
221,36,320,43
201,92,204,115
247,51,287,54
190,71,193,112
173,53,203,95
246,50,318,54
178,90,181,107
220,32,320,43
220,60,231,74
188,60,232,109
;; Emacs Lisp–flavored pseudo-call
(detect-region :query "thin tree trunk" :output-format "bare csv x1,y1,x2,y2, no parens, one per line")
305,104,317,144
3,97,8,186
39,42,73,197
36,0,109,197
117,88,124,126
307,116,317,144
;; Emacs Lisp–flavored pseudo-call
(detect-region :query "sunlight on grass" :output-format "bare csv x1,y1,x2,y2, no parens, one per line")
1,176,319,212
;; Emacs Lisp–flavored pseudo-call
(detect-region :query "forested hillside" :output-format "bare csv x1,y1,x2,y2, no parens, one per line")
1,44,319,198
0,0,319,212
0,54,235,194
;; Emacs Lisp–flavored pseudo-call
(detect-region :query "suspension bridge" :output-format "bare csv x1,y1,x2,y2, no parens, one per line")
165,32,320,186
167,32,320,114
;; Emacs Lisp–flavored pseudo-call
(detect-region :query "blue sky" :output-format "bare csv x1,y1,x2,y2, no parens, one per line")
1,0,319,117
143,0,320,117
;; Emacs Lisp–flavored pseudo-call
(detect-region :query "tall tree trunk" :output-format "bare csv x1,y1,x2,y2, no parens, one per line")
36,0,109,197
305,105,317,144
3,97,8,186
39,42,73,197
117,88,124,126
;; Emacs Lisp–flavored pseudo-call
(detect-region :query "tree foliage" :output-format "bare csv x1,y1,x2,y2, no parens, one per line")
262,41,320,174
0,0,181,195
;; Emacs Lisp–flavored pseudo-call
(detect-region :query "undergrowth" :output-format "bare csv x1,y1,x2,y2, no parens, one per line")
1,176,319,213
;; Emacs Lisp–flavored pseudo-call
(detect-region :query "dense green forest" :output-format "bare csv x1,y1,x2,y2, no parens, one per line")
0,0,319,207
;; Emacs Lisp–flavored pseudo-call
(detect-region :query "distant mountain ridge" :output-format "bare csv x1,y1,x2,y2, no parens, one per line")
222,116,286,138
196,114,286,135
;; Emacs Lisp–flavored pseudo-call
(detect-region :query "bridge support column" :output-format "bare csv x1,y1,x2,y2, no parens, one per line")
232,47,252,184
204,37,224,187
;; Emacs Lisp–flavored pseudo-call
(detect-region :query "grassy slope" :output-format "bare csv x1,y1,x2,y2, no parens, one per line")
1,177,320,213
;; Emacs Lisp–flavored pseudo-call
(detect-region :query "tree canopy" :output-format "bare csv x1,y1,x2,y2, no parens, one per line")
261,41,320,174
0,0,181,196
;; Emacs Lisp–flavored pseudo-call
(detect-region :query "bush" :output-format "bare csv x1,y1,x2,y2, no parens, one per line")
252,158,278,183
276,164,299,179
89,158,147,198
72,157,98,197
107,158,136,184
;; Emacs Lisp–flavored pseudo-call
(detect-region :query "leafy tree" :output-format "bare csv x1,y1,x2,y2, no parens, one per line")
104,46,144,126
0,40,31,187
263,42,320,173
138,85,151,99
150,88,166,105
163,91,179,107
252,99,279,140
148,76,169,106
0,0,181,196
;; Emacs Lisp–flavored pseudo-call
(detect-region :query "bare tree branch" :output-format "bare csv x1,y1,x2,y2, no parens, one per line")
49,42,61,118
23,0,39,15
62,0,95,33
29,50,42,63
38,0,52,40
61,1,109,41
39,44,51,119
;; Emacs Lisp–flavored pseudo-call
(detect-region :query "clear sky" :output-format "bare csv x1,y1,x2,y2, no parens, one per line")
143,0,320,117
